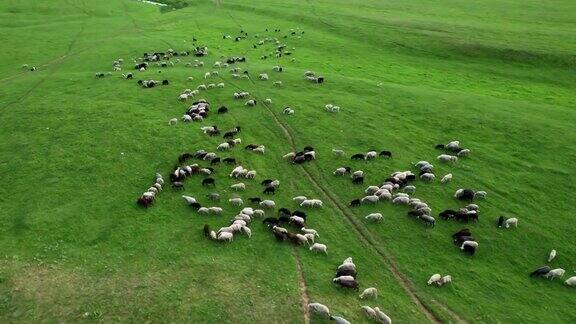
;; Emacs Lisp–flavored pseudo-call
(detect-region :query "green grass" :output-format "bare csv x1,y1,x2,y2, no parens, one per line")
0,0,575,322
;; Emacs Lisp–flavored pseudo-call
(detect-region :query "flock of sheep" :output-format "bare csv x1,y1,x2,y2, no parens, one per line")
95,25,575,323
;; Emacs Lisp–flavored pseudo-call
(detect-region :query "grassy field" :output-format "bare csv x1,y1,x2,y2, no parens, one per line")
0,0,575,322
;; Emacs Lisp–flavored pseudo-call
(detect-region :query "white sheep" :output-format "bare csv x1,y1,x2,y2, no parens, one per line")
333,167,349,176
548,249,557,263
253,146,265,154
217,231,233,242
204,72,211,79
565,276,576,286
283,152,296,160
209,207,223,215
253,209,265,218
441,173,453,183
301,228,319,237
446,140,460,150
352,170,364,178
169,118,178,125
264,98,272,104
293,196,308,204
359,287,378,299
403,185,416,194
304,233,315,244
231,183,246,191
246,170,257,179
308,302,330,317
544,268,565,280
274,80,283,86
457,148,471,157
373,307,392,324
260,200,276,208
361,306,377,319
365,213,383,222
245,99,256,106
474,190,487,199
365,186,380,195
460,240,479,250
198,207,210,214
366,151,377,160
420,173,435,182
229,198,243,206
217,82,225,88
504,217,518,228
258,73,269,80
439,275,452,286
437,154,458,163
217,143,230,151
428,274,441,285
310,243,327,254
241,226,252,238
392,196,410,204
182,195,197,205
332,149,345,157
361,195,379,204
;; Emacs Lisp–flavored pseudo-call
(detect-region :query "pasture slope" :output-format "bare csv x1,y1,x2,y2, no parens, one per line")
0,0,575,322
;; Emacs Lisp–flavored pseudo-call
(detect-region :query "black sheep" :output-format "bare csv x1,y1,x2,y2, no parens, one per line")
261,179,273,186
172,182,185,190
245,144,259,150
456,189,475,201
379,150,392,158
292,210,307,219
529,266,551,277
497,216,505,228
137,196,154,208
202,178,215,186
335,267,357,278
263,186,275,194
218,106,228,114
352,176,364,184
263,217,279,227
334,279,359,290
278,208,291,217
190,202,201,210
178,153,193,164
439,209,457,220
223,157,236,164
452,228,472,239
162,79,169,85
351,153,365,160
210,157,221,165
203,224,210,237
349,199,361,207
293,156,306,164
248,197,262,204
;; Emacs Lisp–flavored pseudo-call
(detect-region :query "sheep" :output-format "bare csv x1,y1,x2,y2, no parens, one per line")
438,154,458,163
169,118,178,125
365,186,380,195
474,191,487,199
253,146,265,154
440,173,453,184
461,240,479,251
352,170,364,179
403,185,416,194
565,276,576,286
283,107,294,115
439,275,452,286
246,170,257,179
206,206,223,214
229,198,243,206
197,84,207,91
217,143,230,151
548,249,557,263
274,81,283,87
260,200,276,208
392,196,410,204
504,217,518,228
182,195,197,205
332,149,345,157
419,214,436,227
198,207,210,214
310,243,327,254
530,266,551,277
365,213,383,222
359,287,378,299
217,231,233,242
446,140,460,150
258,73,269,80
245,99,257,106
301,227,319,237
333,167,351,176
283,152,296,160
293,196,307,204
366,151,377,160
272,225,288,234
253,209,265,218
457,148,471,157
217,82,225,88
428,274,441,285
329,316,350,324
420,173,436,182
361,195,379,204
304,233,315,244
264,98,272,104
231,183,246,191
361,306,377,319
544,268,565,280
308,302,330,318
373,307,392,324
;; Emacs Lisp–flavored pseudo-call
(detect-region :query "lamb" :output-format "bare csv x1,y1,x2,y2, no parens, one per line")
365,213,383,222
229,198,243,206
309,243,328,254
441,173,453,183
260,200,276,208
504,217,518,228
301,227,319,237
274,80,283,86
231,183,246,191
169,118,178,125
359,287,378,299
439,275,452,286
428,274,441,285
548,249,557,263
474,191,487,199
437,154,458,162
217,143,230,151
544,268,565,280
308,302,330,318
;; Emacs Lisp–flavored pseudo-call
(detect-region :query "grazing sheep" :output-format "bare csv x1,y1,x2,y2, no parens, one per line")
365,186,380,195
420,173,435,182
365,213,383,222
245,99,257,107
504,217,518,228
530,266,551,277
310,243,327,254
229,198,243,206
437,154,458,163
359,287,378,299
439,275,452,286
264,98,272,104
392,196,410,204
441,173,453,183
361,195,379,204
403,185,416,194
373,307,392,324
548,249,557,263
217,231,233,242
461,240,479,251
231,183,246,191
258,73,269,80
169,118,178,125
182,195,197,205
274,80,283,86
361,306,377,319
544,268,565,280
457,148,471,157
333,167,351,176
332,149,345,157
209,207,223,214
260,200,276,208
474,191,487,199
428,274,442,285
217,142,230,151
329,316,350,324
241,226,252,238
366,151,377,160
446,140,460,151
419,214,436,227
283,152,296,160
198,207,210,214
301,227,319,237
308,303,330,318
293,196,307,204
565,276,576,286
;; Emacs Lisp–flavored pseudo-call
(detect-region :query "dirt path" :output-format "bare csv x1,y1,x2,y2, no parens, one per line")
292,249,311,324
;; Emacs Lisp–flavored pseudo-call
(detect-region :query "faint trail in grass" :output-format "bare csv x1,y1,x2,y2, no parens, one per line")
305,0,336,28
292,249,311,324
